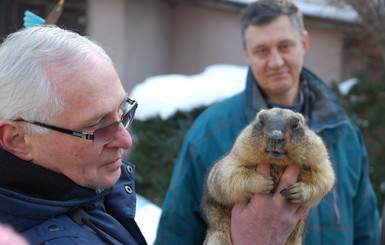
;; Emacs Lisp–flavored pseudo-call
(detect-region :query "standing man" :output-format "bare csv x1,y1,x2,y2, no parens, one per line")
155,0,380,244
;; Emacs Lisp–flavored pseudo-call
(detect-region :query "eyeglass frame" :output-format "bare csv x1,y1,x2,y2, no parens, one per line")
13,97,138,146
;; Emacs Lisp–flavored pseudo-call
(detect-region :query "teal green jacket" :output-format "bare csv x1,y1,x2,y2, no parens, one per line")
155,68,380,245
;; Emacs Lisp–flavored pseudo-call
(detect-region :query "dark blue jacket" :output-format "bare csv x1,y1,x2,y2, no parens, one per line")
0,149,147,245
155,68,380,245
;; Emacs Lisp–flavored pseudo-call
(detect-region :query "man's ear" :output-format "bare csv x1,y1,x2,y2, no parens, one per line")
0,121,33,161
302,30,309,52
242,46,248,59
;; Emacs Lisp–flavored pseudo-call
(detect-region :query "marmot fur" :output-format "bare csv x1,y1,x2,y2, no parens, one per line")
201,108,335,245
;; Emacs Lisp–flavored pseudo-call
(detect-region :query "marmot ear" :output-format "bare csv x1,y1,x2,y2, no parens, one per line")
295,112,305,121
0,121,33,161
255,109,265,120
257,109,266,116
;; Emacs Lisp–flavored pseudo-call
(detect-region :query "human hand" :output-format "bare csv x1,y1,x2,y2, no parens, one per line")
230,164,307,245
0,224,30,245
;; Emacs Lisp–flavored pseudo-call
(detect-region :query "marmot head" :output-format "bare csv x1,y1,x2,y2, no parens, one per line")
254,108,305,159
233,107,327,166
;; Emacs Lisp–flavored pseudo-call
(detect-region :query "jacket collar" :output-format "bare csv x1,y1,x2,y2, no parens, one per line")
300,68,349,132
0,148,77,200
244,66,349,132
244,68,267,123
0,148,111,231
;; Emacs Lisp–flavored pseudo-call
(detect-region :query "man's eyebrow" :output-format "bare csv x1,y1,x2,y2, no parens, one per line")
81,95,128,128
79,113,108,130
253,45,266,49
251,44,267,51
280,39,295,44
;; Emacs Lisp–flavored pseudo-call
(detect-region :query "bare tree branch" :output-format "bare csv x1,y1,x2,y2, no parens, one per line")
329,0,385,60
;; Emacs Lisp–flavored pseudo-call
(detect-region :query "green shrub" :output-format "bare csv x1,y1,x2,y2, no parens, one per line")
126,106,207,206
332,71,385,211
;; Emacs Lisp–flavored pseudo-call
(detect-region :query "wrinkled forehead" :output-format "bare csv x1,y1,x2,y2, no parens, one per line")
51,53,126,126
57,52,121,97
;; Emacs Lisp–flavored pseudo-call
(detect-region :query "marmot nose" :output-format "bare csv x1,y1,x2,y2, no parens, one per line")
266,129,286,159
269,130,284,142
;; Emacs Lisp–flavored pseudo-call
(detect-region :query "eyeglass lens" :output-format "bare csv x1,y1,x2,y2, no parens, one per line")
93,100,136,146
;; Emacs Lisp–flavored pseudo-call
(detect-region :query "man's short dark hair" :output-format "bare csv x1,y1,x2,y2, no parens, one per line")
240,0,305,47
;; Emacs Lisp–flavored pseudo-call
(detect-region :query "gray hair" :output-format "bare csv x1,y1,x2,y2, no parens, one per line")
240,0,305,48
0,26,112,134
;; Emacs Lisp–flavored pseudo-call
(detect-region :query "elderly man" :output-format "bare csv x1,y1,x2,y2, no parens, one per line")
0,26,146,245
155,0,380,244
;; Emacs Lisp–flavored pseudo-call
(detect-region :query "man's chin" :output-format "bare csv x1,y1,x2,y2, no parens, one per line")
91,167,122,190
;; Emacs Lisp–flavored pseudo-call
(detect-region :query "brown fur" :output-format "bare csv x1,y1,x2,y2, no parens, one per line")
201,108,335,245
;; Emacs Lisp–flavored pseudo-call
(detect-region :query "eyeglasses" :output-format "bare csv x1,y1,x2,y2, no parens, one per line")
14,97,138,146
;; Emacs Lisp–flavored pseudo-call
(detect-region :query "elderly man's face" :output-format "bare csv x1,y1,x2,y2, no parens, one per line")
243,15,309,105
25,52,132,189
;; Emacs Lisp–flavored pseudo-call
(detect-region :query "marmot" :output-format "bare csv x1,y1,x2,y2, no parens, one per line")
201,108,335,245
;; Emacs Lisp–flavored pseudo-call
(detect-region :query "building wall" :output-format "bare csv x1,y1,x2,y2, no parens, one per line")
87,0,353,93
87,0,172,92
304,25,343,83
87,0,127,85
170,3,247,75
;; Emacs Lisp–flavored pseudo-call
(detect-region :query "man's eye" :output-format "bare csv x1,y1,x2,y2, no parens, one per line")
279,43,294,52
82,125,98,133
83,120,104,132
255,48,268,55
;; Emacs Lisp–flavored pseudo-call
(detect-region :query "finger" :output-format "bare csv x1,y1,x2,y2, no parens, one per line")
273,164,301,203
276,164,300,192
256,163,270,175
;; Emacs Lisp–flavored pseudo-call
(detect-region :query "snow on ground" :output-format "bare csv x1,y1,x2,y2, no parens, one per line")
135,195,162,245
337,78,358,96
130,64,248,121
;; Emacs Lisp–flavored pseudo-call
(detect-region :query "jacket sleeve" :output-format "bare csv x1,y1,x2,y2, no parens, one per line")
154,137,208,245
352,126,380,245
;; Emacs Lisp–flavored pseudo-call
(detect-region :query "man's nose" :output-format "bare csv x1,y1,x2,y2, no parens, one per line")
108,123,132,149
268,49,284,68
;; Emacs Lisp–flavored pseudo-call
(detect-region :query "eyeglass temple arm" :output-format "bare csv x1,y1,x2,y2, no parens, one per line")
13,119,94,140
